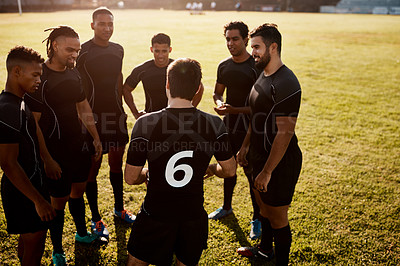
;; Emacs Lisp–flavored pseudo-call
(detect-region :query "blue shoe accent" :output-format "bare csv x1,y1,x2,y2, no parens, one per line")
75,231,98,244
250,219,262,240
208,207,233,220
52,251,66,266
91,220,109,238
114,209,136,223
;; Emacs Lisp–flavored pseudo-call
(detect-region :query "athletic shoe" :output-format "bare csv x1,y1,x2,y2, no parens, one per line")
249,219,262,240
75,231,99,244
52,251,66,266
91,219,109,238
237,245,274,260
208,207,233,220
114,209,136,223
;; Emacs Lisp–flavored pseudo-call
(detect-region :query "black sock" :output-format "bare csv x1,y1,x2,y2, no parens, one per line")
246,173,260,220
110,171,124,212
259,216,273,252
223,175,237,210
68,197,87,237
50,209,65,254
273,224,292,266
86,181,101,222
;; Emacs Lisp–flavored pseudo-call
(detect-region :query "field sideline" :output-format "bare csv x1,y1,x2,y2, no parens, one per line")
0,9,399,265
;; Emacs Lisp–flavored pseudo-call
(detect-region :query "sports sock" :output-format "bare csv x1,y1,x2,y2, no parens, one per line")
86,181,101,222
223,175,237,210
68,197,87,237
50,209,65,254
259,216,273,252
273,224,292,266
110,171,124,212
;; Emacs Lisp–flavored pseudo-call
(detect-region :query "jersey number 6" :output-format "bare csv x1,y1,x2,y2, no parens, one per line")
165,150,194,188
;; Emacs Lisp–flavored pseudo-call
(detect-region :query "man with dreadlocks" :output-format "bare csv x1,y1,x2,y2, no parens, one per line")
76,7,134,239
25,25,103,265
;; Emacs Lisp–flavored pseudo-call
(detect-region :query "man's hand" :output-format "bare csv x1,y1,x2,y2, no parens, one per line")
254,171,271,193
43,158,62,180
237,146,249,167
34,198,56,222
214,103,235,116
93,139,103,162
204,164,217,179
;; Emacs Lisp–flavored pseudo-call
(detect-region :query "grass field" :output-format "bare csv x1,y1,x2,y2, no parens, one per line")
0,9,400,265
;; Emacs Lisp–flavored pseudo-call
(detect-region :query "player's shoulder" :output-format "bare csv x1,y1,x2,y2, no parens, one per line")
80,39,94,53
274,65,301,100
196,109,225,130
0,93,22,131
108,41,124,52
218,56,233,67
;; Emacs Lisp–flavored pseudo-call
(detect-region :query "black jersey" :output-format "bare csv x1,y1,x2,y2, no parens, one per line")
248,65,301,156
25,64,86,154
76,40,125,117
125,59,174,113
127,108,232,222
216,56,261,131
0,91,43,189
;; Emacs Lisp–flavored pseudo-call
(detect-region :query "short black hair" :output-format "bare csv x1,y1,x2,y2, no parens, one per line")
224,21,249,40
43,25,79,62
151,33,171,46
167,58,202,101
92,6,113,21
250,23,282,56
6,46,44,72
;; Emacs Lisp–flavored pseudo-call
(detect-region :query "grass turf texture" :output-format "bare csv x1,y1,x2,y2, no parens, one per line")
0,9,399,265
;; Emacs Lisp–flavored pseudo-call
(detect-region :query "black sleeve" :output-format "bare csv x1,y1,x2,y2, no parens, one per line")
126,118,147,166
274,91,301,117
0,122,20,144
216,63,225,85
76,75,87,103
213,118,233,161
125,66,142,89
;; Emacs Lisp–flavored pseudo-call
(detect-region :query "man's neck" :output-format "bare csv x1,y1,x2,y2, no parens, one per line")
92,36,109,47
45,59,66,72
5,81,24,98
232,51,251,63
168,97,193,108
264,58,284,77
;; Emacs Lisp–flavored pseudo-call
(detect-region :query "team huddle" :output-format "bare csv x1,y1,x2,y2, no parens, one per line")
0,6,302,266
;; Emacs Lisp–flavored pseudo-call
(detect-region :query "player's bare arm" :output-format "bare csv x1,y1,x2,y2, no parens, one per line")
254,116,297,192
213,82,225,107
0,143,55,221
32,111,62,180
205,156,237,179
237,125,252,167
76,99,102,161
124,164,148,185
122,83,145,119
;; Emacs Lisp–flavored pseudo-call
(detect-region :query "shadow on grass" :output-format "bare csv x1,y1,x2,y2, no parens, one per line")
74,238,107,265
113,215,132,265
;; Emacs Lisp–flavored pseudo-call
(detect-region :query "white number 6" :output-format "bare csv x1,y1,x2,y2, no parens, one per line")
165,150,194,188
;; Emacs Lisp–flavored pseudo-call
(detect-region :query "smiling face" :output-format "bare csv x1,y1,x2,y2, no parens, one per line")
251,36,271,70
151,43,172,68
225,29,248,57
52,36,81,69
91,13,114,43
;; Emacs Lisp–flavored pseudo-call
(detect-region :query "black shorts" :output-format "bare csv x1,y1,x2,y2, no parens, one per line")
46,150,91,198
249,146,302,206
127,208,208,266
1,176,50,234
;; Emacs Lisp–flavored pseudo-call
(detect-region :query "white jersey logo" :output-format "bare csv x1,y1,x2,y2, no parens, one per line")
165,150,194,188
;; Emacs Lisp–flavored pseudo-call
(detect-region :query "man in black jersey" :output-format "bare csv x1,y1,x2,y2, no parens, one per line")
25,26,102,265
124,58,236,266
76,7,135,239
208,21,262,240
0,46,55,265
236,24,302,266
123,33,203,119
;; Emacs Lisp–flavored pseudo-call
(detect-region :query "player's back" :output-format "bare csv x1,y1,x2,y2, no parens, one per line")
128,107,231,222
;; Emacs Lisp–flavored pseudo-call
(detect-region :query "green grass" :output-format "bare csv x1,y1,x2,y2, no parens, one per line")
0,9,400,265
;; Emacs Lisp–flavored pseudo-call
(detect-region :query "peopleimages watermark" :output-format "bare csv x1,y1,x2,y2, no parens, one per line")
79,111,298,137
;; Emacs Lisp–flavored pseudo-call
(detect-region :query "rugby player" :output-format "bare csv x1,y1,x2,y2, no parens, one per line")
0,46,55,265
124,58,236,265
236,23,302,265
208,21,262,240
25,26,102,265
76,7,135,239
